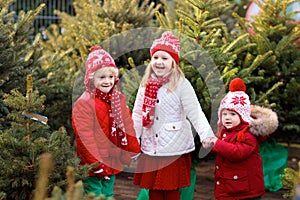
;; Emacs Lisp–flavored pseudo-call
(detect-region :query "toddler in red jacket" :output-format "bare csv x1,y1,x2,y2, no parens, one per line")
209,78,278,200
72,46,141,199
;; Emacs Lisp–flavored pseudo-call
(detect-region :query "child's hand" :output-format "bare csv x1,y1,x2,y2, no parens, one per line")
209,136,218,146
202,138,212,149
202,136,217,149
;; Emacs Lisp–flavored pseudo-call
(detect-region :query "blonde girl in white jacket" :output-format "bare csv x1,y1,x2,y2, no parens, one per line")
132,31,214,200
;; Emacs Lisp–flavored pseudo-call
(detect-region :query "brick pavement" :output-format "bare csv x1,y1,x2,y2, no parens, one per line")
114,159,288,200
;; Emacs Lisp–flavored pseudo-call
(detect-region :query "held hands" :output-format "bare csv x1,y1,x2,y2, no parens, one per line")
202,136,218,149
131,152,142,161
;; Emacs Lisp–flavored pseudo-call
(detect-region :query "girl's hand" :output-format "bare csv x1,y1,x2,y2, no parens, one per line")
202,136,218,149
131,152,142,161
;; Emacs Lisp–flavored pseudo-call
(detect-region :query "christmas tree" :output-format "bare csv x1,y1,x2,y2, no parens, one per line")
0,75,88,200
0,0,44,129
233,0,300,142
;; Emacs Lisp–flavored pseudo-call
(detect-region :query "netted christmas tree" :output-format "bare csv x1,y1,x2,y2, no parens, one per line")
0,75,88,200
281,161,300,198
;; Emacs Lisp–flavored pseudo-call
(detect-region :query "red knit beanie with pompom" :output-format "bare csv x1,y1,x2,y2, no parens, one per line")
218,78,251,142
218,78,251,123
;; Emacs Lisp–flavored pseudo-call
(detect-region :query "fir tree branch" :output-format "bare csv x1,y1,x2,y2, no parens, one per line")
256,81,283,103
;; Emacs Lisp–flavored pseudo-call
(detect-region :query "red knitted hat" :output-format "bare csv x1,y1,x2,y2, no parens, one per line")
218,78,251,123
85,46,117,72
150,31,180,64
84,46,117,89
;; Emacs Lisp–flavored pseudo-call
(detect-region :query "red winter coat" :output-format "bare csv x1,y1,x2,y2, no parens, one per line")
212,123,265,200
72,91,140,178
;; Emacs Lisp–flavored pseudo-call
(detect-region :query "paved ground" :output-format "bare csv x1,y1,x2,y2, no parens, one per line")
114,145,300,200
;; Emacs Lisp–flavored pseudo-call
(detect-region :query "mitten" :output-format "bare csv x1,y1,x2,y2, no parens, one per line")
92,163,110,180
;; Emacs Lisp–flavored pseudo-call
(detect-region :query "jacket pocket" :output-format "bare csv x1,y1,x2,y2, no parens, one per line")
158,121,183,146
221,169,249,194
164,121,182,131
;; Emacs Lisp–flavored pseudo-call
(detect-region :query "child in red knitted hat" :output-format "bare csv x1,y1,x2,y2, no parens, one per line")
209,78,279,200
132,31,214,200
72,46,140,198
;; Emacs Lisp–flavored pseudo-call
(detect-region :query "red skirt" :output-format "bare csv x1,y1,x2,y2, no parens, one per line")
133,153,191,190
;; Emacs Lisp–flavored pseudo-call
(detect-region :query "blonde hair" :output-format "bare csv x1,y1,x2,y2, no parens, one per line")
93,66,119,78
141,60,185,92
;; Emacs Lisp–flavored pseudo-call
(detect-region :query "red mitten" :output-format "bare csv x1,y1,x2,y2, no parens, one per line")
92,163,110,180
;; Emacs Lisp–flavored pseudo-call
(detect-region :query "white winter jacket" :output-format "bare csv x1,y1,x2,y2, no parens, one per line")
132,77,214,156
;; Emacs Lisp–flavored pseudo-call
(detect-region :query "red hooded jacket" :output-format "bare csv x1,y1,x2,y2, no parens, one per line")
72,90,141,178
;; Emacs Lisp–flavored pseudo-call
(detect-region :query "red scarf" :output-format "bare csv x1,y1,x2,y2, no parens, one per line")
142,76,169,128
95,89,128,148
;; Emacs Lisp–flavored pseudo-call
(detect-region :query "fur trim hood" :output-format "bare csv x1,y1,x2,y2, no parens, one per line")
249,105,278,137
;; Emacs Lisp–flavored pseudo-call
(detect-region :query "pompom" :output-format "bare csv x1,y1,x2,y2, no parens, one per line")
229,78,246,92
90,46,102,51
236,126,248,143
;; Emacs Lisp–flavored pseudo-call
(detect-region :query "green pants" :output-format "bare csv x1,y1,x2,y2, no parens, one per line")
136,161,197,200
82,175,116,199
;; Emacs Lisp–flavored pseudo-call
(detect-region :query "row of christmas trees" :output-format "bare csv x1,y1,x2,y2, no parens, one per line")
0,0,300,199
